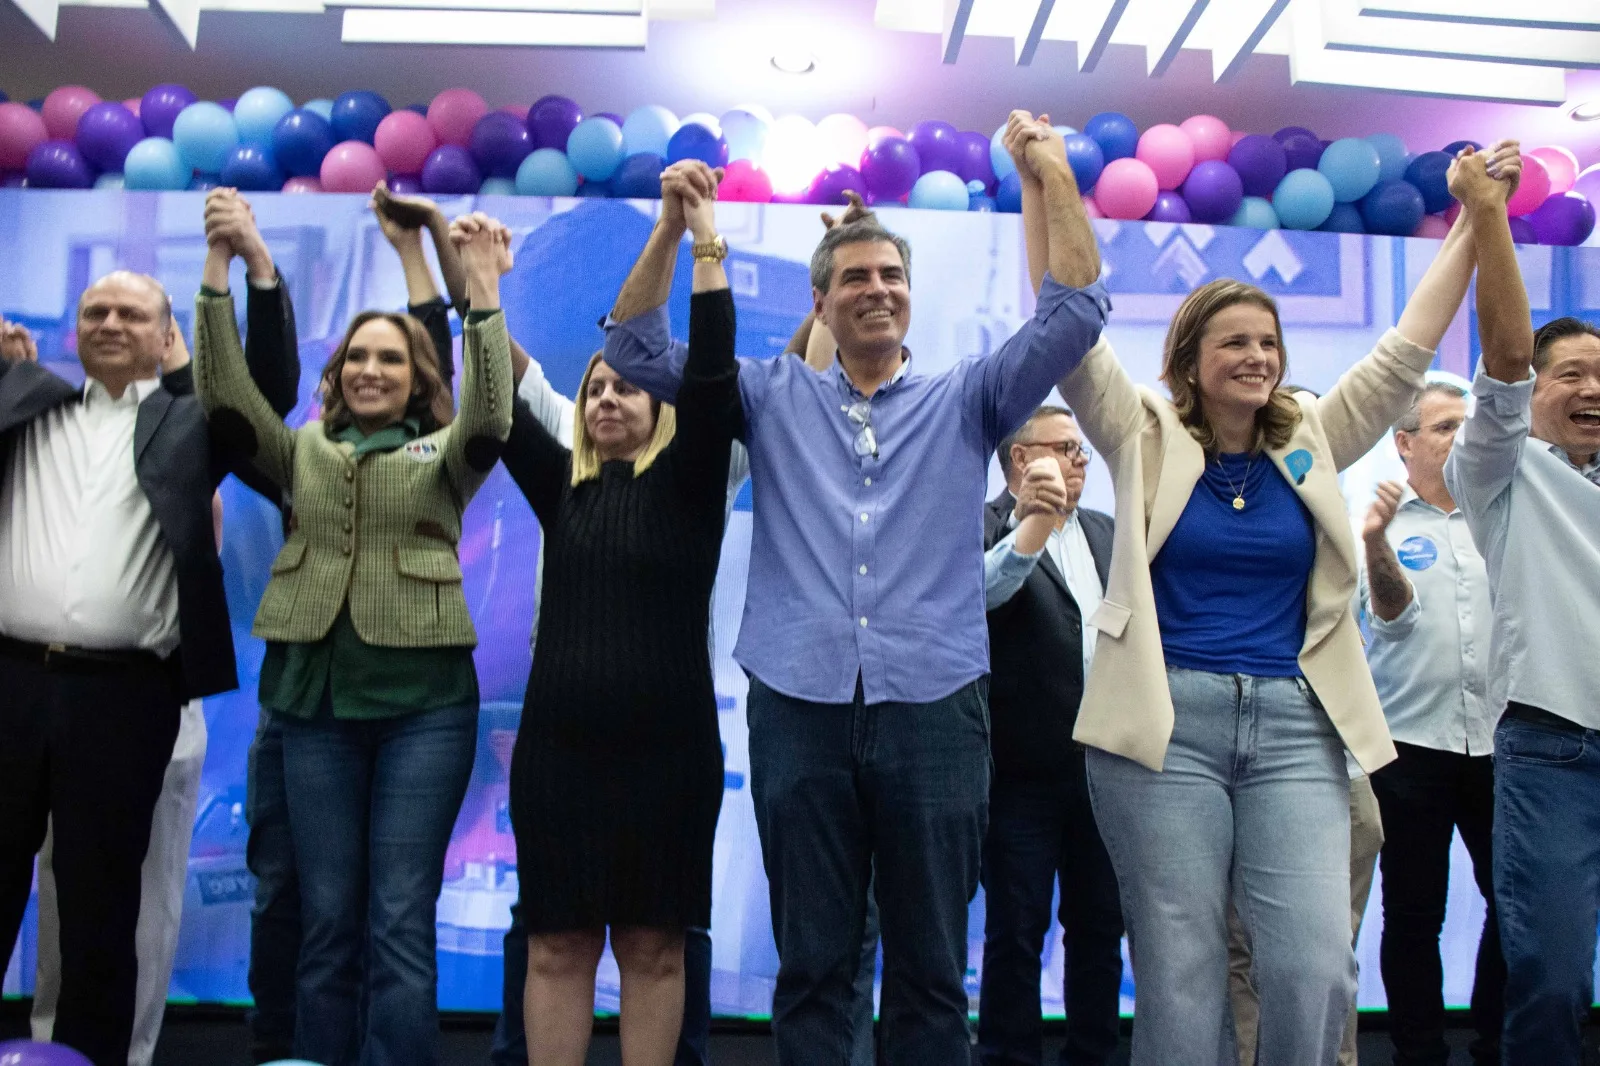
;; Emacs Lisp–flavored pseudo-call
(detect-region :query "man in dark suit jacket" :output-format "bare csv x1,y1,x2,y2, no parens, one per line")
977,404,1122,1066
0,257,296,1066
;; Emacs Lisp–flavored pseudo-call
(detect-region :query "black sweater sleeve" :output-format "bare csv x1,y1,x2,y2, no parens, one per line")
668,288,744,502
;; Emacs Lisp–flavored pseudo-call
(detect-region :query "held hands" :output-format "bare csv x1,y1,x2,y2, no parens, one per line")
370,180,439,246
449,212,515,278
0,320,38,364
203,188,274,280
660,160,722,235
1448,140,1521,210
682,169,723,242
1362,480,1404,541
1004,111,1068,185
1016,457,1070,520
821,190,870,232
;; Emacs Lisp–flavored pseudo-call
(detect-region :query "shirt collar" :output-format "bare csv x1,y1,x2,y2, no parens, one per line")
1548,442,1600,478
834,348,912,398
336,417,422,457
83,376,160,408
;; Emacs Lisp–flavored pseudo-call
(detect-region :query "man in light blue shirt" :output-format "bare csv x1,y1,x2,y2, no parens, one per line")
603,114,1108,1066
1442,147,1600,1065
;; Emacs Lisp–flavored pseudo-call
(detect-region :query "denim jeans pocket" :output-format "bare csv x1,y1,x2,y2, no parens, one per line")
1498,721,1586,765
1292,675,1325,711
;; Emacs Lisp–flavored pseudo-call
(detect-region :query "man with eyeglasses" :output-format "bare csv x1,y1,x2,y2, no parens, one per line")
603,111,1107,1066
978,405,1123,1066
1360,381,1504,1066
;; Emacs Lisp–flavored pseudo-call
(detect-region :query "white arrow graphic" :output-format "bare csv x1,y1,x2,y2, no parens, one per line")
1153,237,1210,288
1144,222,1177,248
1182,224,1215,250
1242,229,1304,285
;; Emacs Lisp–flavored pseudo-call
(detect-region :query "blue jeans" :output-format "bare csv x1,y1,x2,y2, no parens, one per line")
747,674,990,1066
280,703,478,1066
1086,667,1352,1066
246,709,301,1064
1493,706,1600,1066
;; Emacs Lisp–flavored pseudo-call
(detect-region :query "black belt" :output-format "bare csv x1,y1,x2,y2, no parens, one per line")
0,634,172,672
1505,701,1589,735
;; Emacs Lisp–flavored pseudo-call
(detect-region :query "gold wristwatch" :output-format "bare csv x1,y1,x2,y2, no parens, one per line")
692,234,728,263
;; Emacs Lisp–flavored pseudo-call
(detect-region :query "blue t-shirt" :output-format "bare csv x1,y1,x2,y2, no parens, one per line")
1150,451,1316,677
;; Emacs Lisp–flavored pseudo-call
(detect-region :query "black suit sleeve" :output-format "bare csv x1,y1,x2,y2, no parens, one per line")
246,273,301,418
410,297,456,396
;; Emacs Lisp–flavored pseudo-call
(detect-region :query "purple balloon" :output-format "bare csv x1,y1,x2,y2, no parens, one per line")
1145,189,1192,223
908,120,961,175
526,95,583,151
1227,135,1288,199
1181,160,1244,223
26,140,93,188
952,130,995,189
388,174,423,194
666,122,729,168
420,144,481,195
1525,192,1596,247
808,164,865,205
75,102,144,172
218,98,237,113
861,135,920,201
1277,131,1323,172
1508,217,1537,245
140,83,197,139
1,174,25,187
595,111,624,127
0,1040,93,1066
469,111,532,178
1273,126,1316,144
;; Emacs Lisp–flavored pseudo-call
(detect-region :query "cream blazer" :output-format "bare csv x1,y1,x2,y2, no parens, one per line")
1061,328,1434,773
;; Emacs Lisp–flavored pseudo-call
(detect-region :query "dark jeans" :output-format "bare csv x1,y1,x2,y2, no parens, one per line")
1370,742,1504,1066
747,674,991,1066
246,708,302,1064
280,702,478,1066
0,653,182,1066
978,765,1124,1066
1494,705,1600,1066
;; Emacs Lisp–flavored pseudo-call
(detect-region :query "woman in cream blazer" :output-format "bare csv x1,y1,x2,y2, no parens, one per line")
1011,138,1519,1065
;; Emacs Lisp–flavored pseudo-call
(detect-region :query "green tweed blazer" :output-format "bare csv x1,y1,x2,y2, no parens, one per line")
195,292,513,648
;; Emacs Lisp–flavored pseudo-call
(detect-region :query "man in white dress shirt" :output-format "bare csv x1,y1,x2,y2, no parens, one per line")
1442,145,1600,1065
1360,380,1504,1066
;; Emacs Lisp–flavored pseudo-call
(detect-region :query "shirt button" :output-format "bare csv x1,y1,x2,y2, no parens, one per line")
345,498,354,508
344,522,353,533
864,477,872,486
859,616,868,627
859,565,868,575
342,545,352,556
345,470,354,482
860,512,869,523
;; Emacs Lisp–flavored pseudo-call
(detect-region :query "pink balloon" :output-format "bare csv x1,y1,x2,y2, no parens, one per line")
427,88,488,148
1231,130,1250,147
719,158,773,203
1528,146,1579,196
816,113,869,168
1096,158,1160,220
866,126,904,149
320,140,386,193
282,176,323,194
122,98,142,118
499,104,530,122
374,110,438,177
1135,124,1194,191
42,85,102,141
0,102,50,172
1083,195,1104,220
1412,215,1451,239
1179,114,1232,164
1506,154,1551,217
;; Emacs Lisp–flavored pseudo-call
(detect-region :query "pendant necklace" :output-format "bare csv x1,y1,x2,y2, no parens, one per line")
1218,454,1253,512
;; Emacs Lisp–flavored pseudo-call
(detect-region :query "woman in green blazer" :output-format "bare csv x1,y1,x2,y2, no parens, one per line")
194,210,515,1066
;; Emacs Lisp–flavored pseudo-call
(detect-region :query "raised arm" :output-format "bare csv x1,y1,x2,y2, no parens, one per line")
443,212,516,500
1462,143,1533,384
984,459,1067,610
1360,480,1416,624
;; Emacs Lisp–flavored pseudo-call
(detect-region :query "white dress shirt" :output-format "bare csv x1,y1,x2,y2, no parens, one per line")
1443,367,1600,730
1358,485,1494,754
0,377,180,655
984,507,1104,679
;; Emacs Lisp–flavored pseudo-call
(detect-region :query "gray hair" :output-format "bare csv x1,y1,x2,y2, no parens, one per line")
1394,381,1468,434
809,218,913,294
997,404,1077,480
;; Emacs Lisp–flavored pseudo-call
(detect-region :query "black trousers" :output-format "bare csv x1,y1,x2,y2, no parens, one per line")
1370,741,1505,1066
0,653,182,1066
977,755,1125,1066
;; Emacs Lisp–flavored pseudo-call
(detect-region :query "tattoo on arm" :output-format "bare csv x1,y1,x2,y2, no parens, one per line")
1365,537,1415,622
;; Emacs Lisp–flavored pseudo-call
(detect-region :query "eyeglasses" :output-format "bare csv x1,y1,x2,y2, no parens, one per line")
843,400,879,459
1025,439,1093,463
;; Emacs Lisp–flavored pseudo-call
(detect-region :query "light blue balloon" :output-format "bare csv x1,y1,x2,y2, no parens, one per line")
1318,137,1382,203
123,137,190,190
908,169,969,211
515,148,578,197
966,178,987,194
478,176,517,196
94,172,125,190
1053,125,1078,138
1366,132,1409,184
621,105,678,158
566,117,625,181
1271,168,1336,230
233,87,294,146
172,102,239,175
303,98,334,121
990,124,1016,182
720,109,768,165
1229,195,1280,230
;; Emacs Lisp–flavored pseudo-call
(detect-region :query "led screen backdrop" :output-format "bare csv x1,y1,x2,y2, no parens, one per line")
2,188,1598,1017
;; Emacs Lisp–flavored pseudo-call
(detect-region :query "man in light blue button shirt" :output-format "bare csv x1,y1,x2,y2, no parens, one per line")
603,114,1108,1066
1442,147,1600,1066
1360,381,1504,1066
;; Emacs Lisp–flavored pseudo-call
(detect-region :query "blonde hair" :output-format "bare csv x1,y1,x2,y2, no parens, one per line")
570,352,677,485
1160,279,1303,455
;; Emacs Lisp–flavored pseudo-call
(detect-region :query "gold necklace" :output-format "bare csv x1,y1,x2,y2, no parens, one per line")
1217,454,1253,511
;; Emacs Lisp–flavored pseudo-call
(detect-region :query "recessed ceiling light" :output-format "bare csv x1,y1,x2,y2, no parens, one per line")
771,47,815,74
1568,98,1600,122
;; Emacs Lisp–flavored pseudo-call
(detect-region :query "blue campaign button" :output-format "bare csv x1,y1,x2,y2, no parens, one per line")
1397,535,1438,571
1285,448,1314,485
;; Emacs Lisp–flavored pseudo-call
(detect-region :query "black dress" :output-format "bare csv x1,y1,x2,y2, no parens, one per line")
501,288,743,933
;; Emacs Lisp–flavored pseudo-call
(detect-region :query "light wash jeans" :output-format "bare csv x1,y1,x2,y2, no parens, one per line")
1086,666,1354,1066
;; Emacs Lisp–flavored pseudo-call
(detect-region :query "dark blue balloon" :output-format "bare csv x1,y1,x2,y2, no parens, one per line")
405,103,430,116
576,179,613,198
1063,134,1105,191
469,111,532,178
666,122,729,168
1317,202,1366,233
611,152,666,199
330,91,391,145
27,98,44,111
996,172,1023,213
272,109,336,178
969,193,997,212
188,173,222,192
1084,112,1138,162
0,91,7,103
1403,151,1454,214
220,143,284,191
1277,130,1323,172
1273,126,1317,143
1358,179,1426,236
1442,139,1482,156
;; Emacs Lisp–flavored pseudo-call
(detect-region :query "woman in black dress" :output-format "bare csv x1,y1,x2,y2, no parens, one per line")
493,184,740,1066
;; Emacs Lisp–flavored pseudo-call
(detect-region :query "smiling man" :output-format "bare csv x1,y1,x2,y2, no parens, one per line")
1443,166,1600,1061
603,112,1108,1066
